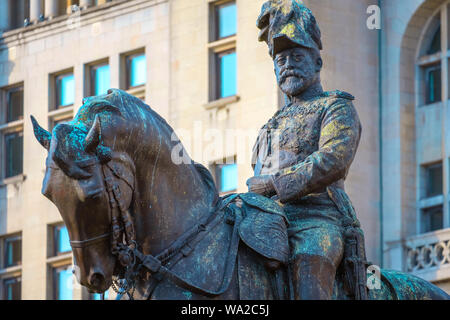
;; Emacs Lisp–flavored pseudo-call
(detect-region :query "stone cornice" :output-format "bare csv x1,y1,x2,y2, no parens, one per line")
0,0,168,51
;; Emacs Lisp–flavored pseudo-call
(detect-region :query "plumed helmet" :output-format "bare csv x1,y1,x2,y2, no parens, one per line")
256,0,322,57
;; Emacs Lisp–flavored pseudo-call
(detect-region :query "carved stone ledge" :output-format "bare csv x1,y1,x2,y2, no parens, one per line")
204,95,240,110
0,174,26,187
405,228,450,282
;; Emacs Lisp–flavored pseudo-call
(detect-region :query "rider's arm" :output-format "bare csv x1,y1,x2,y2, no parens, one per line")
271,99,362,203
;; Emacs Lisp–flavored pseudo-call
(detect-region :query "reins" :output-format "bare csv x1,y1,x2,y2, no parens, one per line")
100,158,241,300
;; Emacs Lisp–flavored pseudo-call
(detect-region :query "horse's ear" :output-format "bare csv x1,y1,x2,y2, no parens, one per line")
84,115,112,163
31,115,51,150
84,115,101,153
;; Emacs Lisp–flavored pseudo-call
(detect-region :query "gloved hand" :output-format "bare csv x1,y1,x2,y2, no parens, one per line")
246,175,276,197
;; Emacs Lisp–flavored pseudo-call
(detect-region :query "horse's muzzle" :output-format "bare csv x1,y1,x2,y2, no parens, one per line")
88,272,107,292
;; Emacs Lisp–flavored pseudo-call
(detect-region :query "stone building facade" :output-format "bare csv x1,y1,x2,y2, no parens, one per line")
0,0,449,299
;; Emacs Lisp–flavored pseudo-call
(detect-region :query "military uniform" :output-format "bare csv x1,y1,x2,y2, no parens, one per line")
252,0,367,299
251,90,362,298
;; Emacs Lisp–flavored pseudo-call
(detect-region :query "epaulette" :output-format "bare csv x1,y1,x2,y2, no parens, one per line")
324,90,355,101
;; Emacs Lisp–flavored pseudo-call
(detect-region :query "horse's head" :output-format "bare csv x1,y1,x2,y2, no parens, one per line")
31,92,137,293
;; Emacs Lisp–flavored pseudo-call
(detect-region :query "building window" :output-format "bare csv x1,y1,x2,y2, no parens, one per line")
47,223,73,300
209,1,237,102
427,25,441,55
4,235,22,268
126,53,146,89
4,131,23,179
6,86,24,123
216,50,237,99
54,225,71,256
424,64,441,105
215,1,237,40
3,277,21,300
53,266,73,300
0,234,22,300
213,162,238,194
421,206,444,234
54,72,75,110
1,84,24,180
121,50,146,100
422,162,443,198
419,162,444,234
90,290,109,300
88,62,110,96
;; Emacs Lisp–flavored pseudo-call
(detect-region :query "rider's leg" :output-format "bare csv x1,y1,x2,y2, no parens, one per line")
287,225,344,300
291,253,336,300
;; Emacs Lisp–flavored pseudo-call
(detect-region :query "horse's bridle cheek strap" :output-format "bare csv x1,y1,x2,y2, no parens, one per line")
68,163,130,252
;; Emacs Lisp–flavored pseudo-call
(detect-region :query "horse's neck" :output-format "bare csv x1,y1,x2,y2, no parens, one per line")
133,160,215,255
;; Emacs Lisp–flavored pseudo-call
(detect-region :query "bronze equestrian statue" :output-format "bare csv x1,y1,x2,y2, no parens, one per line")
30,0,449,300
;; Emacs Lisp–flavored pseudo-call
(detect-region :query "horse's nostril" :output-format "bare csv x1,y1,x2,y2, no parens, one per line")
89,272,105,288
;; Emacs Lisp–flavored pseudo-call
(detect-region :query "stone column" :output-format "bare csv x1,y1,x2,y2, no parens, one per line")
30,0,43,23
79,0,93,9
0,0,11,31
45,0,58,19
66,0,74,14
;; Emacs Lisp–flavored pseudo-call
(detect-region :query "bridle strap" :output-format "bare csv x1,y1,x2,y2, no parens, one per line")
70,231,112,248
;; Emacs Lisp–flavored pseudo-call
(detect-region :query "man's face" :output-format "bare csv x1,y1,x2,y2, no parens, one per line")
274,46,321,97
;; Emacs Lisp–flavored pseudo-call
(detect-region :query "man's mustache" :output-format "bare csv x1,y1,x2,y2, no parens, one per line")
279,70,302,83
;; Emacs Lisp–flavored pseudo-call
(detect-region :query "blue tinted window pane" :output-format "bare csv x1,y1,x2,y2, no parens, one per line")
58,74,75,107
4,278,21,300
94,65,110,95
57,268,73,300
92,290,109,300
5,132,23,179
220,52,237,98
218,3,237,38
220,164,238,192
57,226,71,254
129,55,146,87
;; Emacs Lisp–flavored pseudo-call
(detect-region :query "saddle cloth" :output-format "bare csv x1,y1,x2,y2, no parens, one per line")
148,193,289,297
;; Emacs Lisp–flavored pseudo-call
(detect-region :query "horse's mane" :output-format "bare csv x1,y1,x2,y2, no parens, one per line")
54,89,219,200
193,162,220,205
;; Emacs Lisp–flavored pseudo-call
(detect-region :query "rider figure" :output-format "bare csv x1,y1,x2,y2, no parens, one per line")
247,0,363,300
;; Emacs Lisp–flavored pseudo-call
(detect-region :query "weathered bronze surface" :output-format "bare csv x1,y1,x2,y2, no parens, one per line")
31,0,449,300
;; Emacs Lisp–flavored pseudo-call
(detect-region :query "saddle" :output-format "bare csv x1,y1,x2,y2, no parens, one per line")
138,193,290,299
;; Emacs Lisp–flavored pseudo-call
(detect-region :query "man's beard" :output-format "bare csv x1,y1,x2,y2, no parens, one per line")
279,70,306,97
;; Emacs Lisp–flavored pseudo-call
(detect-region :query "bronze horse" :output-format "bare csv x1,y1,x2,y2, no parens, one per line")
32,89,449,300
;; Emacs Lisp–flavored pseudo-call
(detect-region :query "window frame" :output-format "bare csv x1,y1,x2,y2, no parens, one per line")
209,0,237,43
120,49,146,100
2,276,22,300
214,0,237,41
208,1,238,105
423,63,442,105
215,49,237,100
52,265,74,300
211,156,238,195
53,224,71,257
50,69,75,112
0,233,23,300
0,83,25,182
85,59,110,97
3,130,24,180
2,235,22,269
5,85,24,124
